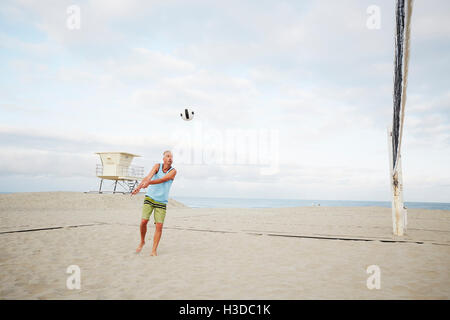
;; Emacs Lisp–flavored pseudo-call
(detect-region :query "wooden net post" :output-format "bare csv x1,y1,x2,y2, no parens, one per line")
388,126,407,236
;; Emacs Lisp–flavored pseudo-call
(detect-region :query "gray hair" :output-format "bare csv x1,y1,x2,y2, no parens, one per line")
163,150,172,156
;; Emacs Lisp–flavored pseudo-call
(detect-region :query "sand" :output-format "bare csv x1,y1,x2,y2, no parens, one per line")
0,192,449,299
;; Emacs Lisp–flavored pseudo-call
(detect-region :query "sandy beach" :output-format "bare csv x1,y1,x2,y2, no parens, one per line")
0,192,449,299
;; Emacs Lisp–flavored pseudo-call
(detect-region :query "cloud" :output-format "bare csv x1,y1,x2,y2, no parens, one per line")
0,125,169,156
1,0,449,201
412,0,450,40
0,147,94,177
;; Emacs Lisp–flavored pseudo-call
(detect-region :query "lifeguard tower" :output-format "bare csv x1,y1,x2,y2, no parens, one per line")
95,152,144,193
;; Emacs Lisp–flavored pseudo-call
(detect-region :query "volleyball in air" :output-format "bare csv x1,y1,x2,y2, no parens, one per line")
180,108,195,121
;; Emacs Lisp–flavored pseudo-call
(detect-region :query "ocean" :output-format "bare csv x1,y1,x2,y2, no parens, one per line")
1,192,448,210
172,196,450,210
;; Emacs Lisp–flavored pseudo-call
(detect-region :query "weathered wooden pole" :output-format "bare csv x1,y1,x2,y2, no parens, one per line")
388,126,407,236
389,0,413,236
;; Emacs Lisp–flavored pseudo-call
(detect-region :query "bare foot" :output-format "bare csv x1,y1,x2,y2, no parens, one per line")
150,250,157,256
136,242,145,253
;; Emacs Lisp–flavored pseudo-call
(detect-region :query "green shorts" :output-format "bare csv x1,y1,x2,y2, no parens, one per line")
142,196,167,224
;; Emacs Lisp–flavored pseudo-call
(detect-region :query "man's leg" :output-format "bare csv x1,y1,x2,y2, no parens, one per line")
137,199,154,253
150,204,166,256
151,223,163,256
136,219,149,253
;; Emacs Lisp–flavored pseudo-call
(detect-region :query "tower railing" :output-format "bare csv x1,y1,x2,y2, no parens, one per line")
96,164,144,178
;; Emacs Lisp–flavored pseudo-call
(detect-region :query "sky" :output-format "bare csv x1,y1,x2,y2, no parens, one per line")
0,0,449,202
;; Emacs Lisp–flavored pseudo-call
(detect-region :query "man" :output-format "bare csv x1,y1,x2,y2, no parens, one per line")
131,150,177,256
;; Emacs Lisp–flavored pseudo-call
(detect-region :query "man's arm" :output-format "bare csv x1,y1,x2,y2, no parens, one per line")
147,169,177,185
131,164,159,195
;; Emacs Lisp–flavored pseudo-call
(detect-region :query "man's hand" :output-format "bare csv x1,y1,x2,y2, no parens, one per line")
131,187,141,196
131,164,159,196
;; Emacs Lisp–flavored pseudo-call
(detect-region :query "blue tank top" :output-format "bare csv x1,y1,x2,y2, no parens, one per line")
145,163,175,204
